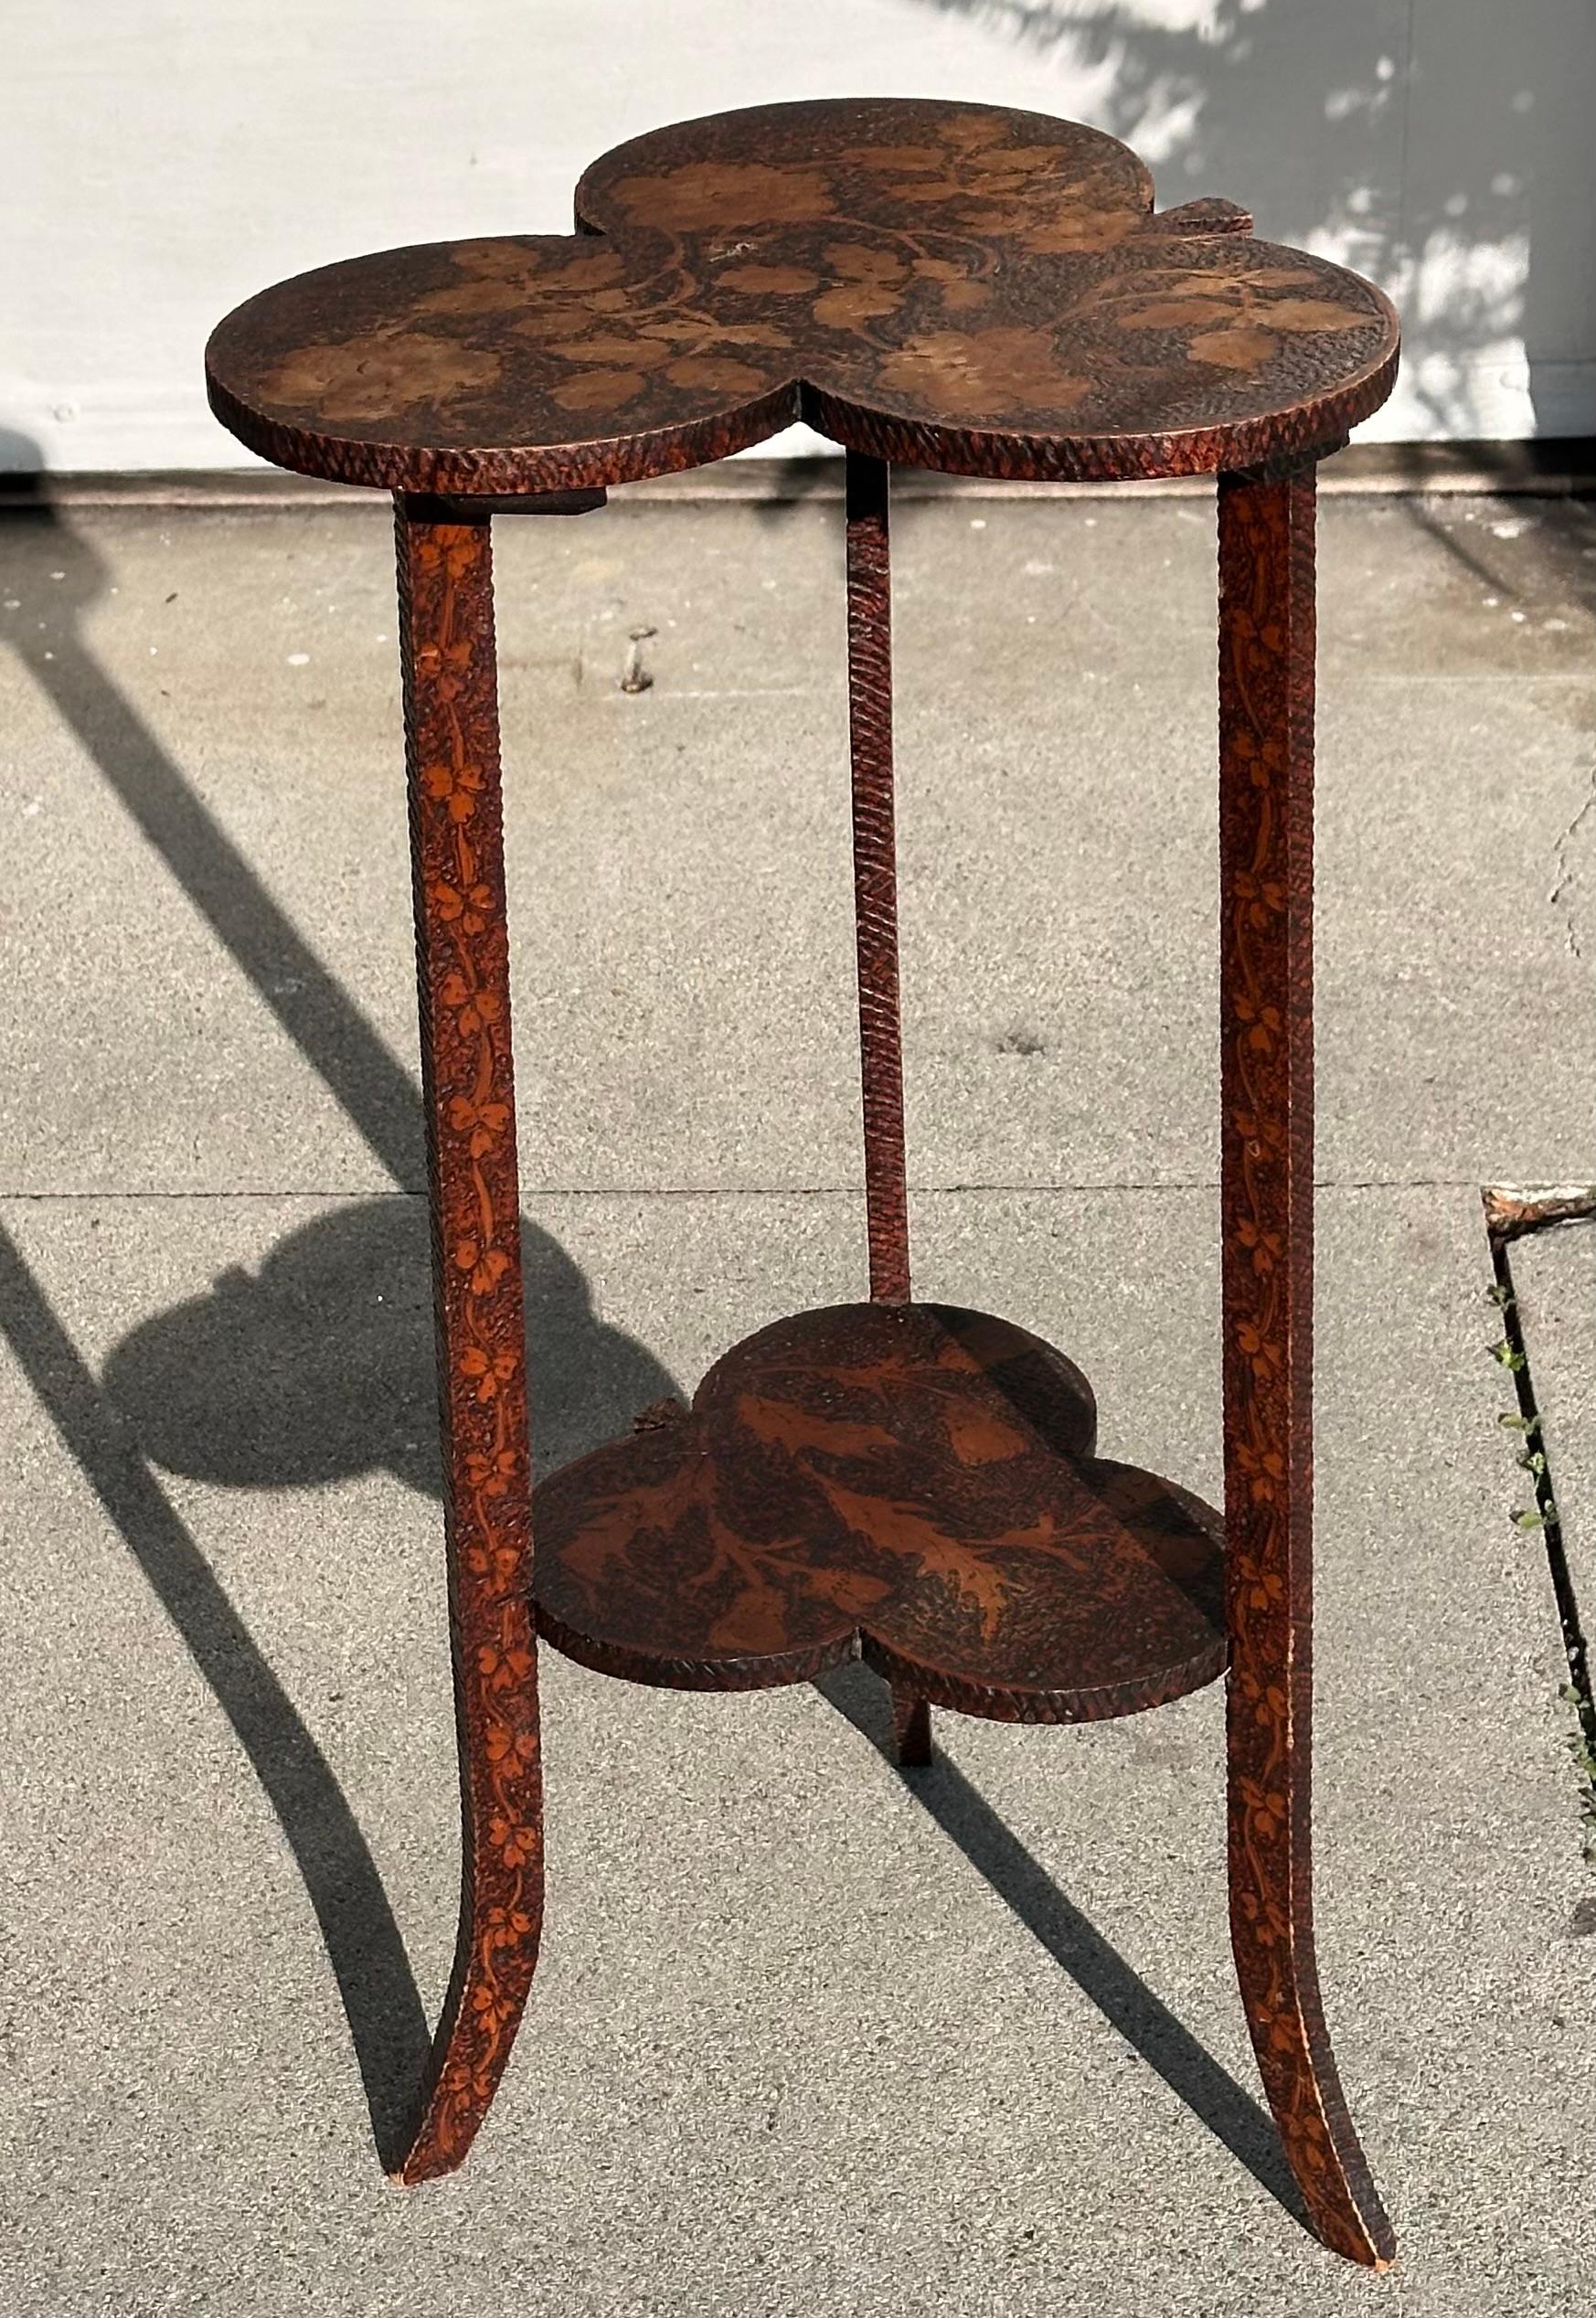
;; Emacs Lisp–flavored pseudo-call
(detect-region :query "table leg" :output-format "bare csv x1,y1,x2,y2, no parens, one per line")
846,449,910,1307
1218,464,1393,2267
390,501,542,2183
846,451,931,1766
890,1687,933,1767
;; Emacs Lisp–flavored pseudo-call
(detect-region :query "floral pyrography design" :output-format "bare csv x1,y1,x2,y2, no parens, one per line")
198,101,1400,2253
391,514,543,2185
532,1300,1226,1721
206,99,1399,489
1215,471,1395,2266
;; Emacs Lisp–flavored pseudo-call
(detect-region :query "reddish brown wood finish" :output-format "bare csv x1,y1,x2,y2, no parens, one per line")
532,1301,1224,1719
392,505,543,2183
846,450,911,1305
846,447,932,1760
891,1685,934,1767
206,96,1400,2264
205,100,1398,495
1218,467,1394,2269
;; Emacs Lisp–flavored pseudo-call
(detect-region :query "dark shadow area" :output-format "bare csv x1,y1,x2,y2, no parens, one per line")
742,443,852,529
0,1219,431,2169
0,462,676,2160
100,1198,677,1494
1397,482,1596,603
817,1660,1308,2226
0,466,422,1187
750,450,847,517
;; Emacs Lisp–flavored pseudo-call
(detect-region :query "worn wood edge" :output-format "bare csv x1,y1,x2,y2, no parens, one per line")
10,435,1594,505
802,335,1399,486
532,1599,862,1692
859,1627,1229,1724
535,1592,1228,1722
200,339,1399,497
203,362,806,495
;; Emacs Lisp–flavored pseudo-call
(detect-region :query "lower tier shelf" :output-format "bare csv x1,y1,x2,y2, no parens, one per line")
532,1301,1226,1722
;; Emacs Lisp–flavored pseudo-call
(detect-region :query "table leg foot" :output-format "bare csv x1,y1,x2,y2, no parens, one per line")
389,501,542,2184
890,1685,932,1767
1218,465,1394,2268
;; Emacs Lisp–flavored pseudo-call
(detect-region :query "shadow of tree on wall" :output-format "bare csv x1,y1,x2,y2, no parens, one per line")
906,0,1596,439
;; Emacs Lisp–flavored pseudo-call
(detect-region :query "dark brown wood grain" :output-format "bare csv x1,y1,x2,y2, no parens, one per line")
1218,466,1394,2269
206,99,1399,494
391,505,543,2184
533,1301,1224,1721
846,450,911,1305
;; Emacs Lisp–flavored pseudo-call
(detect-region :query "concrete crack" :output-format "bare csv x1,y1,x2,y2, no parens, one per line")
1548,750,1596,962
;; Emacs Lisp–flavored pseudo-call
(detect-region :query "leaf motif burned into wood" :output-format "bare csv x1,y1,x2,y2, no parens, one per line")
207,98,1398,488
942,1405,1031,1465
808,1470,1016,1641
735,1392,901,1462
533,1302,1226,1718
254,331,504,425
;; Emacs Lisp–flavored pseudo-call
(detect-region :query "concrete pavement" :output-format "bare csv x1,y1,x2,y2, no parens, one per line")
1,483,1593,2313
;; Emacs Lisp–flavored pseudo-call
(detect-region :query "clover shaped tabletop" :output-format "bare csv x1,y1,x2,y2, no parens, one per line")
207,98,1399,492
531,1302,1227,1720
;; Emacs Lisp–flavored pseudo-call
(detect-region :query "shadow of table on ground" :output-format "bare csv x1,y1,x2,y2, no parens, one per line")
1,470,1303,2229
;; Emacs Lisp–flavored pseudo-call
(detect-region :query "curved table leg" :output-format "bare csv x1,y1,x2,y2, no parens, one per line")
391,500,542,2183
1218,463,1394,2267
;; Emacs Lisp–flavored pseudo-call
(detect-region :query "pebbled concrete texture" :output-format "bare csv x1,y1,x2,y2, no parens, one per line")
1,489,1594,2313
2,490,1594,1199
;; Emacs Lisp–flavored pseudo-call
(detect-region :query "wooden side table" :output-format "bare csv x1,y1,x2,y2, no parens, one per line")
207,99,1400,2267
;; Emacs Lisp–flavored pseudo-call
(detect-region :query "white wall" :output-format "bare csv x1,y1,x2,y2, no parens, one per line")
5,0,1592,471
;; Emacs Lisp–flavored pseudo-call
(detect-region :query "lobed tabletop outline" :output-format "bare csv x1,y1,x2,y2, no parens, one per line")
531,1300,1229,1722
206,96,1400,494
